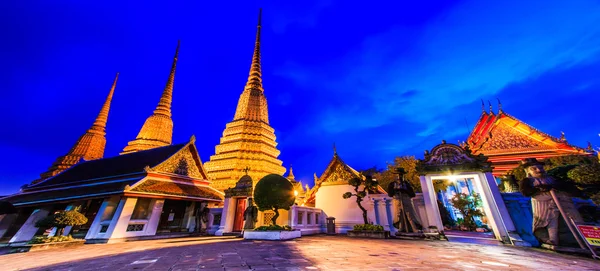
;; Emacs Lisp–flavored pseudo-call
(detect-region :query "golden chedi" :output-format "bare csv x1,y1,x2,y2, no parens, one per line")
204,9,286,191
121,41,180,154
34,73,119,184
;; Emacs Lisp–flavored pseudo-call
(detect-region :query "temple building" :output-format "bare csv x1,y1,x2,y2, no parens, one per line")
33,74,119,184
121,41,179,155
286,166,308,205
1,43,225,244
204,9,286,192
466,101,592,177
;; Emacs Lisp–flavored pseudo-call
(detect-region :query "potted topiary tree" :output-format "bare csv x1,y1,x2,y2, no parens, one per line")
245,174,299,240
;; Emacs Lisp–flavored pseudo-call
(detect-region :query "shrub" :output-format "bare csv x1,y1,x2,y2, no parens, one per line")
254,174,296,225
28,235,75,244
35,210,88,236
254,225,293,231
352,224,384,232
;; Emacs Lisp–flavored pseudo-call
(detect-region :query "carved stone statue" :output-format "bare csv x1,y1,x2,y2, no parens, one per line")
387,168,422,233
243,198,258,230
519,158,585,246
195,202,210,234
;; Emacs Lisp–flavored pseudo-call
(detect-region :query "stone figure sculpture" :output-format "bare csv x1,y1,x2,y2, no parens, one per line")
243,198,258,230
387,168,422,232
519,158,585,246
195,202,210,234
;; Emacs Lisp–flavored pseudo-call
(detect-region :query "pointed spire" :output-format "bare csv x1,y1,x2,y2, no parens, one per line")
89,72,118,135
333,143,337,156
488,100,493,113
246,8,263,91
481,99,486,113
153,40,180,117
497,98,503,113
288,165,295,180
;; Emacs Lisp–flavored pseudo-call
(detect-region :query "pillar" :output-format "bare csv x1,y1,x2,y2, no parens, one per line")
420,175,443,230
9,207,51,244
372,199,381,225
108,197,138,239
85,196,120,240
384,199,397,235
0,214,18,239
215,198,233,236
144,199,165,236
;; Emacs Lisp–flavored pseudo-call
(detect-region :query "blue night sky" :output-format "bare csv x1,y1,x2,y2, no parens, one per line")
1,1,599,195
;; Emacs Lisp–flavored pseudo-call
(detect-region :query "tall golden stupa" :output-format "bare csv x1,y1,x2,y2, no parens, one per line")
121,41,179,154
33,73,119,184
204,9,286,191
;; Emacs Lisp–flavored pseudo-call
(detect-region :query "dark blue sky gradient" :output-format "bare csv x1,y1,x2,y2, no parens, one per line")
1,1,599,195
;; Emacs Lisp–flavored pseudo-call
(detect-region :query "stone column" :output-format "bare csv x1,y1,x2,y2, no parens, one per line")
109,197,138,239
420,175,443,230
372,199,381,225
85,196,120,240
144,199,165,236
290,205,298,229
9,207,52,244
215,198,233,236
384,199,397,235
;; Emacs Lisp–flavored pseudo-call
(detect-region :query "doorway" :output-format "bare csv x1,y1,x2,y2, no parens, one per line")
157,200,189,233
432,176,494,240
232,198,246,232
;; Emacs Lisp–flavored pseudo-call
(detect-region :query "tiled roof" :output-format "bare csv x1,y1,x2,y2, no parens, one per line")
5,181,132,206
131,180,223,201
27,144,186,191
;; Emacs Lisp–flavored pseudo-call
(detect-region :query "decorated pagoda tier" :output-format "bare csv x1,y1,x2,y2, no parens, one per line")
34,73,119,184
466,102,592,176
121,41,179,155
204,9,285,191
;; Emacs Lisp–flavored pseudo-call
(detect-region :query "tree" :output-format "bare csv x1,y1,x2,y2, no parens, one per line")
35,210,88,236
254,174,296,225
343,175,378,224
508,155,600,204
450,193,484,231
371,156,421,194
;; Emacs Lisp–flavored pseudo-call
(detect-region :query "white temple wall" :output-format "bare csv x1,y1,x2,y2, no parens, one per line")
315,184,371,233
8,207,51,244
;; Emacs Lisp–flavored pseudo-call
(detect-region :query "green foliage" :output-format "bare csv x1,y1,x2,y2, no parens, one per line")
254,225,293,231
353,224,384,232
450,193,484,231
254,174,296,225
368,156,421,194
508,155,600,204
28,235,75,244
35,210,88,236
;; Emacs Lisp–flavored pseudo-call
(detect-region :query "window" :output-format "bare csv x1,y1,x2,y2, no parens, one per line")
131,198,152,220
297,212,303,225
315,214,320,224
307,213,312,224
126,224,144,232
99,225,109,233
213,214,222,225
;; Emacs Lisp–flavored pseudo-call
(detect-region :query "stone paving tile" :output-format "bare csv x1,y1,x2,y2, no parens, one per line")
2,235,600,270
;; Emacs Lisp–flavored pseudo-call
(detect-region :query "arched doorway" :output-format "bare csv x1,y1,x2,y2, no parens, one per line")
416,141,529,246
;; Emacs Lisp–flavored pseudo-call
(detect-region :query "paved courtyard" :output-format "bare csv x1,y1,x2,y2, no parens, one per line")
0,235,599,270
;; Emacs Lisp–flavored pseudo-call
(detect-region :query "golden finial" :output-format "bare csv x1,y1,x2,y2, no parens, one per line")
89,72,118,135
333,143,337,156
288,165,295,180
560,131,566,142
497,98,502,113
488,100,493,113
190,134,196,143
154,40,180,117
481,99,485,113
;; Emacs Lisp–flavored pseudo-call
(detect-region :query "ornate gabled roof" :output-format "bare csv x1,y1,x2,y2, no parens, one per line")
467,107,590,156
34,73,119,184
303,151,385,205
121,41,180,154
417,141,493,174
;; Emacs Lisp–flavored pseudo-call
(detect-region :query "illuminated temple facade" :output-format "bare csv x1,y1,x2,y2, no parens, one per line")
466,102,592,176
203,10,286,192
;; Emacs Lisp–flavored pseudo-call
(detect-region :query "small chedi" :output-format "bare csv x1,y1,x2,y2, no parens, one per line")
518,158,586,247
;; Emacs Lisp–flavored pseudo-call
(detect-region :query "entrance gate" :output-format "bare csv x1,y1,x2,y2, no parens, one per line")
416,141,528,246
